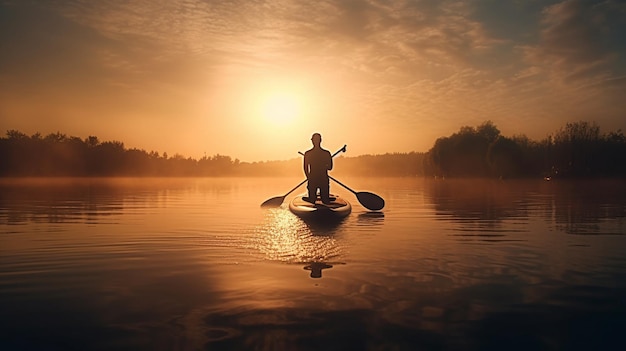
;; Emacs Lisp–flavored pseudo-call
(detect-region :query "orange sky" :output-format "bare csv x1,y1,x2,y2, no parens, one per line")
1,0,625,162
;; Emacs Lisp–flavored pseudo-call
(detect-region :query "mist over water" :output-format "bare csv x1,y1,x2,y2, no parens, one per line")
1,177,625,350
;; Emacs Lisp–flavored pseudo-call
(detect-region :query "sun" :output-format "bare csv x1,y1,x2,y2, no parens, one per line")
260,91,301,126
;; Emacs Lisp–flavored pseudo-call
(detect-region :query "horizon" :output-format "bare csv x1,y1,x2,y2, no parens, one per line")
1,0,625,162
4,118,624,170
3,127,428,163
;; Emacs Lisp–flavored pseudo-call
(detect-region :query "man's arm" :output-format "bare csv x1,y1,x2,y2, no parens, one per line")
327,151,333,171
303,153,310,178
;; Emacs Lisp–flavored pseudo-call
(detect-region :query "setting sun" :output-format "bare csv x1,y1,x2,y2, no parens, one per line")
260,91,301,126
2,0,626,349
1,0,625,163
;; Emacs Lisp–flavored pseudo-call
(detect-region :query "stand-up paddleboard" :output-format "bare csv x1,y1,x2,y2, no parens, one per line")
289,193,351,220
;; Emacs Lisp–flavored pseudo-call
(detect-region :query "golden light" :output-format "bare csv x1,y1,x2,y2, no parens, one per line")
260,91,301,126
255,208,341,263
207,69,353,160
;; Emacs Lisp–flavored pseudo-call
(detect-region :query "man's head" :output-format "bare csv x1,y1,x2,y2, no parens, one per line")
311,133,322,146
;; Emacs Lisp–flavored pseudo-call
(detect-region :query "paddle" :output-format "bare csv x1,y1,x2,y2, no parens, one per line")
260,145,347,208
260,179,307,207
328,175,385,211
295,150,385,211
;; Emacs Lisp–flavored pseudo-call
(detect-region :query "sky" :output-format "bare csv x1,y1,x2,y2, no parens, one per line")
1,0,625,162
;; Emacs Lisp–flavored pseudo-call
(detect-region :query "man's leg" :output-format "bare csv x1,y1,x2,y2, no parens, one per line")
320,179,331,204
305,181,316,203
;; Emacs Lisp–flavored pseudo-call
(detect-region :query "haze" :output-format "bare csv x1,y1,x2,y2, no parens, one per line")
1,0,625,162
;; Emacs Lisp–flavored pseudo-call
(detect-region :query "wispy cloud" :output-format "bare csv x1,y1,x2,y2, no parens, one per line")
1,0,625,159
522,0,626,82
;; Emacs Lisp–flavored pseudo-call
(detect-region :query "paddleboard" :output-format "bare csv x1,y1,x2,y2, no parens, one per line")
289,193,351,220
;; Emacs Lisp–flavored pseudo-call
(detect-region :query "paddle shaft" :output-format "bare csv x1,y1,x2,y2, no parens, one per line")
261,145,346,207
278,146,345,197
329,175,385,210
298,144,346,158
288,145,345,195
298,149,358,194
282,179,307,198
328,175,357,195
298,150,385,210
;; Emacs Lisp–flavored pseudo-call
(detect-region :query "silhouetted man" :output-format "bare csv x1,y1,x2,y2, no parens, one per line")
303,133,333,204
304,262,334,278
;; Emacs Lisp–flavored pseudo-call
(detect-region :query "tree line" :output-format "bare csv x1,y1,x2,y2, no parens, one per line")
1,120,624,178
0,130,423,177
0,131,238,176
424,120,626,178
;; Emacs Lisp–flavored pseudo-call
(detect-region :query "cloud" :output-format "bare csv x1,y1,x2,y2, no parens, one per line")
25,0,500,82
2,0,625,158
524,0,626,82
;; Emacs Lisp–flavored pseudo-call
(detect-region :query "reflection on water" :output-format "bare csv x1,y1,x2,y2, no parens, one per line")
426,178,626,236
1,177,626,350
254,208,345,263
357,211,385,225
303,262,334,278
255,206,347,281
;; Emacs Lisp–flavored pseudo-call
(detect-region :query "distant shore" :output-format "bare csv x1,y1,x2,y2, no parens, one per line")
2,121,625,178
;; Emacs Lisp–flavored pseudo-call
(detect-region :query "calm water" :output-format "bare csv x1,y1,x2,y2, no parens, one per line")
1,177,626,350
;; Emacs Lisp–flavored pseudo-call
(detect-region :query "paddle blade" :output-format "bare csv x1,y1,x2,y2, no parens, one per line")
260,196,285,208
356,192,385,211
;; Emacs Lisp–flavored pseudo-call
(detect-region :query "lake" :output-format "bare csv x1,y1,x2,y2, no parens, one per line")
1,177,626,350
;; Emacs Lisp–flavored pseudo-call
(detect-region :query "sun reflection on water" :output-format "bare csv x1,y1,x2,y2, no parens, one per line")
254,208,343,263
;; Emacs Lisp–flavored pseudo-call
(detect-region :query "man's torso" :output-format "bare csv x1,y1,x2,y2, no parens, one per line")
305,148,331,179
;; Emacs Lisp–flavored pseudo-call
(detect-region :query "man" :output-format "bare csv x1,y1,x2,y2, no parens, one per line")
303,133,333,204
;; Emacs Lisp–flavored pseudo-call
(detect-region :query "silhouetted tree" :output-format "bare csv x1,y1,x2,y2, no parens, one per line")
477,120,500,143
426,122,498,177
85,136,99,148
549,121,600,177
598,130,626,175
2,123,625,178
425,120,626,178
